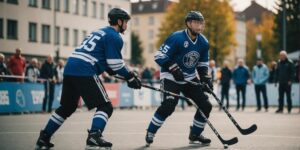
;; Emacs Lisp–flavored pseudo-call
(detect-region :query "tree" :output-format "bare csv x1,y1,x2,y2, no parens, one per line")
157,0,236,64
131,32,144,65
274,0,300,52
246,13,277,68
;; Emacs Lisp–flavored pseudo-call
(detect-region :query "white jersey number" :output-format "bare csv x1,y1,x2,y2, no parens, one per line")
79,34,101,51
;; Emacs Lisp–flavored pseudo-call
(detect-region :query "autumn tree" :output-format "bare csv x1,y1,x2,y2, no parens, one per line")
157,0,236,64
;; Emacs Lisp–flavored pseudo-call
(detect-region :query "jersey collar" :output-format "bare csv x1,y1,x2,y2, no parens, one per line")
185,29,198,45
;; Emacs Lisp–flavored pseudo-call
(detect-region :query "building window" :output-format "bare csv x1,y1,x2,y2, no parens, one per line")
42,0,51,9
0,18,3,38
55,26,60,45
148,29,154,39
148,43,154,53
7,19,18,40
82,30,87,40
73,29,78,46
149,16,154,25
73,0,79,14
42,24,50,43
64,28,69,46
55,0,60,11
28,0,37,7
28,22,37,42
82,0,88,16
100,3,104,20
64,0,69,13
107,4,112,11
92,1,97,18
134,17,139,26
7,0,18,4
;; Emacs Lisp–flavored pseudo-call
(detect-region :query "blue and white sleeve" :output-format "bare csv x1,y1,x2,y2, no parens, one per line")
154,34,178,69
197,37,209,77
105,36,130,78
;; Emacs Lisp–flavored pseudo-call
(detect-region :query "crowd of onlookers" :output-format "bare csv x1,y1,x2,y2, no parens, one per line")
0,48,299,113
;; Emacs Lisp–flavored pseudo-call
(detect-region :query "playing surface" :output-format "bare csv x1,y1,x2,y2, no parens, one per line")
0,107,300,150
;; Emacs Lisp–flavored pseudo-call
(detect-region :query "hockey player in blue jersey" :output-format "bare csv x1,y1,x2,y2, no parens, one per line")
145,11,213,146
35,8,141,150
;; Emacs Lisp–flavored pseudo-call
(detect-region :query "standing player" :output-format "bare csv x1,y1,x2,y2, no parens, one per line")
145,11,213,146
35,8,141,150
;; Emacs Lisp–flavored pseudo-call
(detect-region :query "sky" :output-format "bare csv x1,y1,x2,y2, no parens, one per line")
131,0,278,12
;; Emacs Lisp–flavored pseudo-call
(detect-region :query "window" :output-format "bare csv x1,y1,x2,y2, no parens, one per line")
73,0,79,14
82,0,88,16
28,22,37,42
7,19,18,39
42,24,50,43
148,29,154,39
64,0,69,13
107,4,112,11
42,0,51,9
64,28,69,45
0,18,3,38
55,26,60,45
148,43,154,53
82,30,87,40
149,16,154,25
134,17,139,26
100,3,105,19
73,29,78,46
92,1,97,18
7,0,18,4
55,0,60,11
28,0,37,7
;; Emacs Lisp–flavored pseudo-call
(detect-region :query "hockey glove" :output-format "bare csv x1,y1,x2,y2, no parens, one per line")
105,68,116,76
200,75,213,92
169,64,184,81
126,71,142,89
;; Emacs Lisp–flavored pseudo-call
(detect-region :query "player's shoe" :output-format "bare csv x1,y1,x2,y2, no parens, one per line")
35,130,54,150
145,131,155,147
86,130,112,150
189,126,211,145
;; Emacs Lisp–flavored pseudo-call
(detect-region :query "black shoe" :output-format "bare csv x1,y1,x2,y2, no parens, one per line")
256,108,261,112
189,126,211,144
86,130,112,150
145,131,155,146
275,109,283,113
35,130,54,150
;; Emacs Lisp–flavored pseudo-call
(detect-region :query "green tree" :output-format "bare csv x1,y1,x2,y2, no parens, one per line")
131,32,144,65
157,0,236,64
274,0,300,52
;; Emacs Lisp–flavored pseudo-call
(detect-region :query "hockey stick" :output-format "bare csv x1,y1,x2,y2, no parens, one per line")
185,80,257,135
114,76,238,146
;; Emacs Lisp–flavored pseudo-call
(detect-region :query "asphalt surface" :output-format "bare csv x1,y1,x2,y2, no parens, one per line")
0,107,300,150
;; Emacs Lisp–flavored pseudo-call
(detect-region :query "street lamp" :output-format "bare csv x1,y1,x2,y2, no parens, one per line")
256,33,262,58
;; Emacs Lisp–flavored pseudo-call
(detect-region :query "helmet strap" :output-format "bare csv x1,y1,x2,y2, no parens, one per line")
118,19,125,34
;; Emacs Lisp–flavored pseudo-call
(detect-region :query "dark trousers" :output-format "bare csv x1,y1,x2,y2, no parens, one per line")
42,81,55,113
220,83,230,109
236,84,246,110
254,84,269,110
278,83,292,111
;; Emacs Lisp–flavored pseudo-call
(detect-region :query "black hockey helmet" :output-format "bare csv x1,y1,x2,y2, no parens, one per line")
185,11,204,23
108,8,131,25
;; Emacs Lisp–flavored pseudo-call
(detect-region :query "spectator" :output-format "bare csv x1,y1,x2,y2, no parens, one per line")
275,50,295,114
40,55,56,113
141,67,153,85
0,53,10,81
208,60,217,82
233,59,250,111
55,59,65,84
25,58,40,82
252,58,269,112
268,61,277,83
220,60,232,110
8,48,26,82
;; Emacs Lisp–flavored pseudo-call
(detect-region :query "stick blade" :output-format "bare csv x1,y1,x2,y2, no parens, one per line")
222,137,238,145
240,124,257,135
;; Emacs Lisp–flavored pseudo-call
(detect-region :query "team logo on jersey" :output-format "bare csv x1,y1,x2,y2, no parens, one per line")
184,41,189,48
183,51,200,68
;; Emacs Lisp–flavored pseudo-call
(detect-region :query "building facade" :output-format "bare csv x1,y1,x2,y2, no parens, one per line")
0,0,131,61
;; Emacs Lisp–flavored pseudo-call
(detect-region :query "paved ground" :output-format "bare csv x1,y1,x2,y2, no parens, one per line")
0,107,300,150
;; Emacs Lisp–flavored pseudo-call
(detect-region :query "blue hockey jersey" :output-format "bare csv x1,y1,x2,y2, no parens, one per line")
154,29,209,83
64,26,130,78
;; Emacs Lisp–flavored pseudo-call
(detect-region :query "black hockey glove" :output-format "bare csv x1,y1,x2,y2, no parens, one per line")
126,71,142,89
169,64,184,81
105,68,116,76
200,75,213,92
